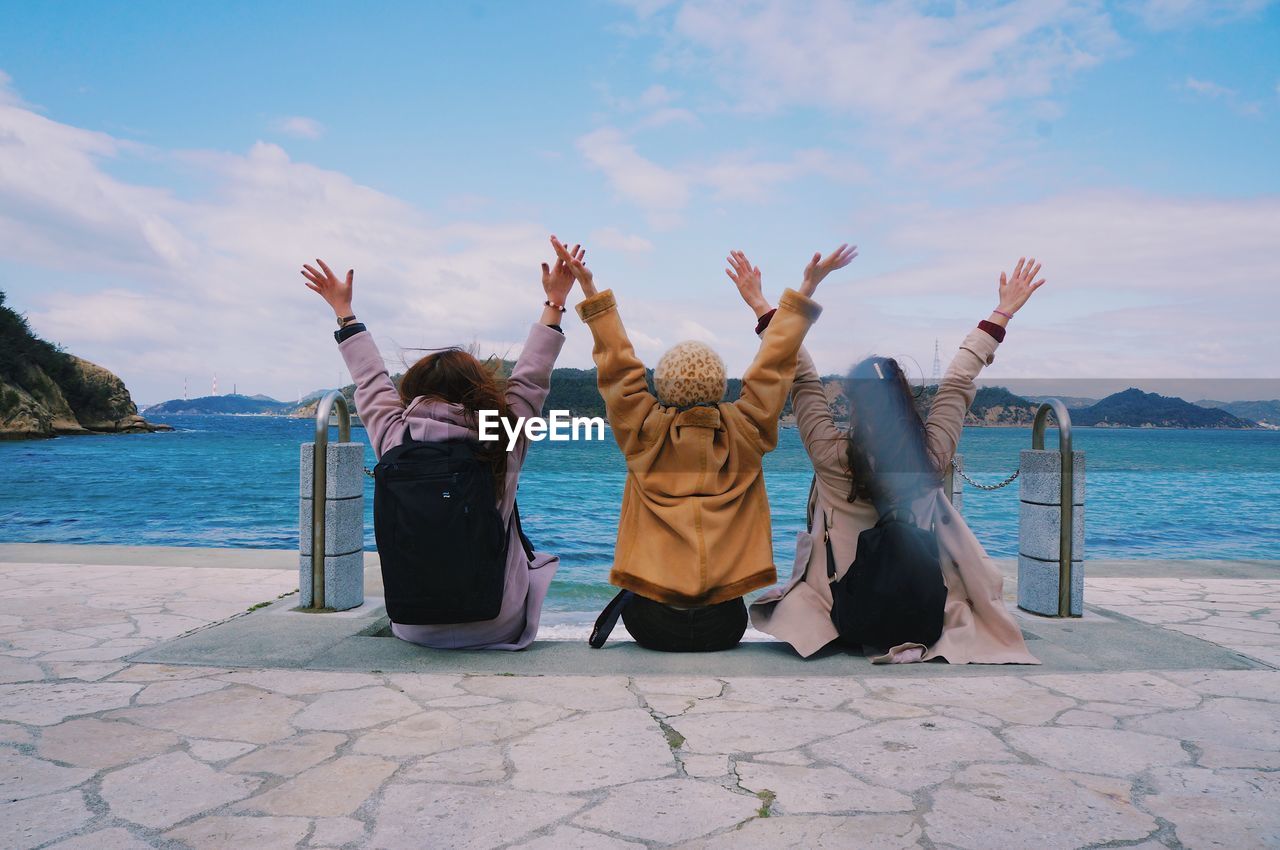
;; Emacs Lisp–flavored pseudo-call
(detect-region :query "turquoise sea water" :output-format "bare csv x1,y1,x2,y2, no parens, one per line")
2,416,1278,613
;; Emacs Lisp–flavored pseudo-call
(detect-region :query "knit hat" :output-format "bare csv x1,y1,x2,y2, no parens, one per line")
654,341,727,408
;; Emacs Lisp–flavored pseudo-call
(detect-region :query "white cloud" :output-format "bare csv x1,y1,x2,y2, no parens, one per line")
649,0,1119,127
1183,76,1263,115
271,115,325,139
796,190,1280,379
577,127,692,225
701,148,858,202
591,226,655,253
1128,0,1275,29
1185,76,1236,98
576,126,852,221
0,76,563,402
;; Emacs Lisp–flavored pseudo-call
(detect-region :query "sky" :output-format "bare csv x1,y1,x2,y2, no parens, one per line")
0,0,1277,405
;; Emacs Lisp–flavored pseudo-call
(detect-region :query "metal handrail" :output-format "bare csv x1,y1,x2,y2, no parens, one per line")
1032,399,1077,618
310,390,351,610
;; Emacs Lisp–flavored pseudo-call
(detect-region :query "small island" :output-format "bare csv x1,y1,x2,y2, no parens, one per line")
0,291,170,440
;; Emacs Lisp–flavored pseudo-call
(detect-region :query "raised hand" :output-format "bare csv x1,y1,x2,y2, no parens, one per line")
996,257,1045,317
301,259,354,318
550,235,597,298
725,250,772,319
542,242,583,306
800,243,858,297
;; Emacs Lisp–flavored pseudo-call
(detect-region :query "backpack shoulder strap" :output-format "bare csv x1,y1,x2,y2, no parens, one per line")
511,501,535,562
806,475,837,580
588,590,634,648
823,509,838,580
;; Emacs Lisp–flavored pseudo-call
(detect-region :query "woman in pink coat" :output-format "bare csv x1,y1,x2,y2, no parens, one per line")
301,246,581,650
729,251,1045,664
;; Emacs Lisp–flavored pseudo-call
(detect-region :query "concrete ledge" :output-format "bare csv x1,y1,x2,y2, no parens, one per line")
128,593,1266,678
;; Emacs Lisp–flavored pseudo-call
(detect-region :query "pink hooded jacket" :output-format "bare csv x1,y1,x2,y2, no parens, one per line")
338,323,565,650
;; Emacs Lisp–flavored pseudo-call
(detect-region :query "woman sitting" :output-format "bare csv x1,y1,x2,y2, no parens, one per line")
301,246,580,649
731,252,1044,664
551,236,854,652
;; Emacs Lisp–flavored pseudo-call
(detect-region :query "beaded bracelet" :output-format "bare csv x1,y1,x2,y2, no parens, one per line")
993,308,1014,320
545,300,567,313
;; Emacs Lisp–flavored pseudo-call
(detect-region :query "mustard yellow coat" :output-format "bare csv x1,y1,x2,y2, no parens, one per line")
577,287,822,605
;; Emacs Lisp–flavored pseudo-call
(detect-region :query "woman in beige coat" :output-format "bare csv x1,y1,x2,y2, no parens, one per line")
731,251,1045,664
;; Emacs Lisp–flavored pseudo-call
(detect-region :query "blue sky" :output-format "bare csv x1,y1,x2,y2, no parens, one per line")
1,0,1277,403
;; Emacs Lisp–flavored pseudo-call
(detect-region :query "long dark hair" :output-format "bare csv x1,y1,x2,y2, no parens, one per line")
843,356,939,508
399,347,511,501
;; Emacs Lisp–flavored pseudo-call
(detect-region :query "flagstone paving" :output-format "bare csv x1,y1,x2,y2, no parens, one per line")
0,556,1277,849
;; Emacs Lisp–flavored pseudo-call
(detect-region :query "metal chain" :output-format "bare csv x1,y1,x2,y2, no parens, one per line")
363,467,375,479
951,456,1020,491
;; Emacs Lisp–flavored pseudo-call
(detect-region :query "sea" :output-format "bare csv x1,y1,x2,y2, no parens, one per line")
2,416,1278,620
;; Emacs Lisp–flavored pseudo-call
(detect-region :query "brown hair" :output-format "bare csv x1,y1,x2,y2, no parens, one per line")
399,347,512,501
843,356,939,508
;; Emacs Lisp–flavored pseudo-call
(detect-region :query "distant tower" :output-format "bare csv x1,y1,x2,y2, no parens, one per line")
212,374,218,396
183,378,188,401
930,339,942,386
233,383,237,396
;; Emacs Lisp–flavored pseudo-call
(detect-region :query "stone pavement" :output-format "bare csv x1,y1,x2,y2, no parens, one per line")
0,550,1277,849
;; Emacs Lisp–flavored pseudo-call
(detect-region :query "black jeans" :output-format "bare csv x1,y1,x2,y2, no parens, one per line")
622,594,748,652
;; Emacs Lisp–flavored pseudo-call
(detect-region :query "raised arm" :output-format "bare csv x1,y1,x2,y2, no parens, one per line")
729,245,855,448
728,250,843,454
504,241,578,420
554,236,657,455
925,257,1046,468
302,259,407,458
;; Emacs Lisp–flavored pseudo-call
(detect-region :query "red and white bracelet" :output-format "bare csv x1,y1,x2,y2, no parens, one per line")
545,300,567,313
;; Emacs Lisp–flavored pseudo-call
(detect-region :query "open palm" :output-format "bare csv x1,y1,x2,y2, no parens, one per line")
542,242,582,305
301,259,354,315
800,243,858,297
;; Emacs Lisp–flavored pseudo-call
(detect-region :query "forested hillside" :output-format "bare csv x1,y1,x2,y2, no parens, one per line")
0,290,169,439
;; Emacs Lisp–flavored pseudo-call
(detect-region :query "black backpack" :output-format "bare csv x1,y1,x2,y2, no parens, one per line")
823,487,947,651
373,439,531,625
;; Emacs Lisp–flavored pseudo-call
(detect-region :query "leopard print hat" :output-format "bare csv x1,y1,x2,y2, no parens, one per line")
654,341,727,409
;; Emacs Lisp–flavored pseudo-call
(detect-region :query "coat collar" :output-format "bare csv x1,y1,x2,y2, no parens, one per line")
673,405,722,430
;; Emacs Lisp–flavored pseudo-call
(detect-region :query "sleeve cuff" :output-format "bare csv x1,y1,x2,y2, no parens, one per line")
778,288,822,322
334,322,367,343
754,309,777,335
959,326,999,366
977,320,1006,343
575,289,616,322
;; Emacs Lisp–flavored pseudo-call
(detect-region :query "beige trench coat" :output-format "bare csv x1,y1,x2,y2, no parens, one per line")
750,327,1039,664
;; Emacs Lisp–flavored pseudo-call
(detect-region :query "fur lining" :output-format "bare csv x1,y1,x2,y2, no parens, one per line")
576,289,617,322
673,405,723,430
610,567,777,607
778,287,823,322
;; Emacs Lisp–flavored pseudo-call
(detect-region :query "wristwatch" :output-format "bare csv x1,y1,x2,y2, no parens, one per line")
336,314,357,327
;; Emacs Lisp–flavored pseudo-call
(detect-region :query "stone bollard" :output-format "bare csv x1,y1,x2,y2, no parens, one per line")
299,442,366,610
1017,449,1085,616
949,454,964,512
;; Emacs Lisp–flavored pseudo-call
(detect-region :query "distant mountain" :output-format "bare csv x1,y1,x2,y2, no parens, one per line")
1075,388,1256,429
247,393,281,403
272,364,1044,429
1024,395,1099,410
1195,399,1280,427
916,385,1040,425
145,394,292,415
